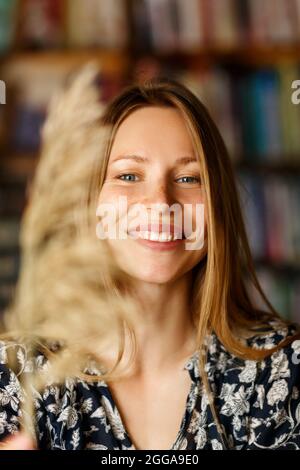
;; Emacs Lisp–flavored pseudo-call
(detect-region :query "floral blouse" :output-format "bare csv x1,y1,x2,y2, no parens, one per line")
0,322,300,450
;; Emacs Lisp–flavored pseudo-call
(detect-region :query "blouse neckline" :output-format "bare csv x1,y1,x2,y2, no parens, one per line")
102,348,201,450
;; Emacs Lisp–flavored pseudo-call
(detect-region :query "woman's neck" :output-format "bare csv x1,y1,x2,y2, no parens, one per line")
121,272,197,376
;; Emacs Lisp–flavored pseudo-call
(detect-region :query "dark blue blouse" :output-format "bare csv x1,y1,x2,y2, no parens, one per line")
0,321,300,450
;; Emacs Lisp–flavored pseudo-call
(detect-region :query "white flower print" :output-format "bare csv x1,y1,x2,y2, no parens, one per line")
90,406,105,419
85,442,108,449
0,374,24,412
173,436,188,450
0,342,8,364
248,417,264,445
57,406,78,429
71,428,80,449
232,415,242,432
220,383,236,401
291,340,300,365
194,426,207,449
211,439,223,450
187,409,201,434
81,398,93,414
269,350,290,383
292,340,300,354
216,352,228,372
266,380,289,406
46,403,59,415
186,384,198,413
99,395,126,440
238,361,257,383
253,384,265,410
220,386,250,417
82,424,100,439
42,385,60,402
0,411,8,434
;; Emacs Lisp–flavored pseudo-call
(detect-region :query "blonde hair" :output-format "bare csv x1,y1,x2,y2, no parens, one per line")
1,65,299,445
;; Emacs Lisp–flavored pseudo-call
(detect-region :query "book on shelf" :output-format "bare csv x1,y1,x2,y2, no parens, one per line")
202,0,240,47
0,281,16,313
1,54,128,152
247,265,300,323
16,0,64,49
238,172,300,266
66,0,129,49
0,181,27,216
237,70,283,160
174,0,205,52
0,154,38,182
1,0,300,56
130,0,300,53
0,0,18,53
278,64,300,158
10,104,46,153
3,55,300,164
247,0,299,45
238,172,267,261
131,0,153,51
0,252,19,282
1,0,130,52
0,106,5,145
0,218,20,250
165,63,300,164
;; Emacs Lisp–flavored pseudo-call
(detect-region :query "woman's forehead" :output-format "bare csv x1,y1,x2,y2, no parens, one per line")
109,107,196,162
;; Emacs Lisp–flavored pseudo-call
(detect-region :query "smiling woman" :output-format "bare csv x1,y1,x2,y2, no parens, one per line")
97,105,207,284
0,71,300,450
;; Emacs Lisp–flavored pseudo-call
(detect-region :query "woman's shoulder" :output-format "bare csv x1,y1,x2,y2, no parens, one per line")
244,319,300,350
208,318,300,361
243,319,300,381
244,322,300,449
209,319,300,449
207,318,300,405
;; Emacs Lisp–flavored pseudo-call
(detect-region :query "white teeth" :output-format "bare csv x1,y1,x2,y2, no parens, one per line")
149,232,159,241
128,231,181,242
159,232,171,241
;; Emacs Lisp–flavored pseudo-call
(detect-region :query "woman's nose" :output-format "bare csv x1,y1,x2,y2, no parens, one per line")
141,180,174,207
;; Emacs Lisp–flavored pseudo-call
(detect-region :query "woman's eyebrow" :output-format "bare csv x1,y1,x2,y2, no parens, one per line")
110,154,149,164
110,155,198,165
175,156,198,165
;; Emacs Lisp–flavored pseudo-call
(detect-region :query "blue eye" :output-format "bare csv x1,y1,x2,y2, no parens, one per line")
118,174,138,182
176,176,200,184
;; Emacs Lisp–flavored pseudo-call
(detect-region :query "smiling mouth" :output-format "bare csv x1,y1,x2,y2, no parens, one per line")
127,230,186,242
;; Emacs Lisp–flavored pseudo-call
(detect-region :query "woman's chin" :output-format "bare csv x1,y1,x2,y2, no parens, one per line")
125,267,178,285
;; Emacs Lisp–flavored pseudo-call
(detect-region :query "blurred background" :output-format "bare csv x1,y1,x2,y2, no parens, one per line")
0,0,299,324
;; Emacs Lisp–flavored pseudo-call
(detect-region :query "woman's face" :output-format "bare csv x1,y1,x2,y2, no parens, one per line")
97,106,207,284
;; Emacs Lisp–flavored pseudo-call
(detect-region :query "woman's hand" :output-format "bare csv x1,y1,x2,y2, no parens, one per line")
0,432,36,450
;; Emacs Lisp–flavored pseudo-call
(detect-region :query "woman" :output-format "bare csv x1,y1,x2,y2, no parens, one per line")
0,73,300,450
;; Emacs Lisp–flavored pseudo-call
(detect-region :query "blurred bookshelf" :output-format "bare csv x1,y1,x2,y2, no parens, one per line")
0,0,300,324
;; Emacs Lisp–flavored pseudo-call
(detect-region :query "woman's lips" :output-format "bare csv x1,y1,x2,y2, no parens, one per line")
132,237,185,251
128,223,185,238
127,223,186,251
